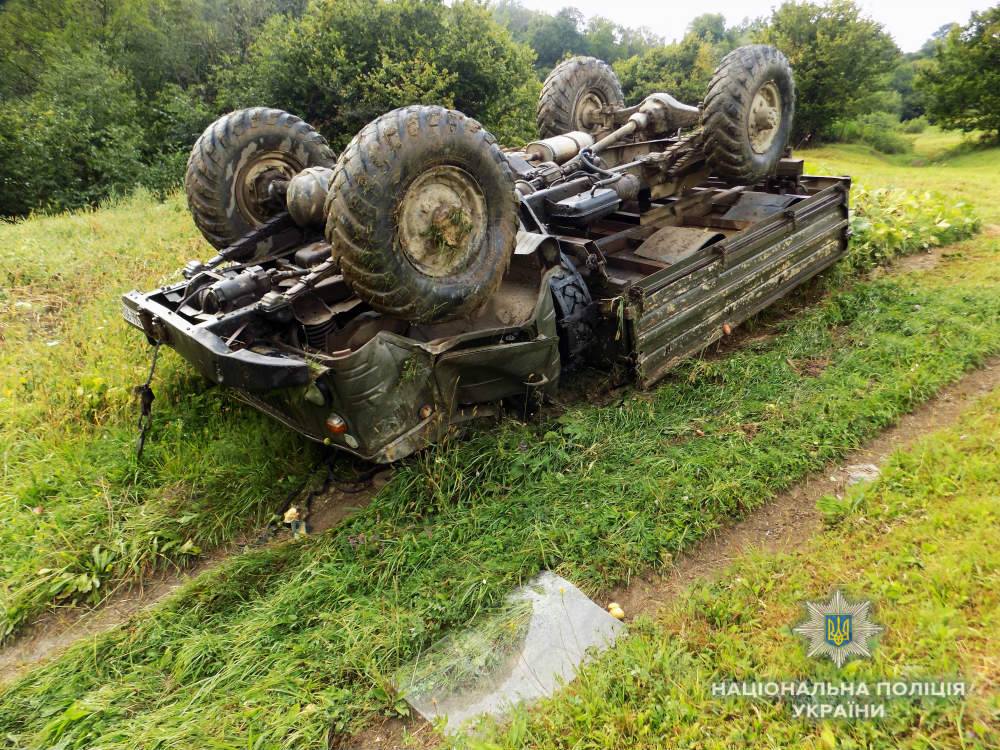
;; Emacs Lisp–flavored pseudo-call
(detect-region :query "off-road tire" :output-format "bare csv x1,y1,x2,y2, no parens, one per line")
185,108,336,249
702,45,795,183
536,56,625,139
325,105,518,323
550,266,596,368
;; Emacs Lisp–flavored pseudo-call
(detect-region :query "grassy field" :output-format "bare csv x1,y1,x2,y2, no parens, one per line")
0,195,319,639
464,380,1000,749
0,132,997,747
806,128,1000,224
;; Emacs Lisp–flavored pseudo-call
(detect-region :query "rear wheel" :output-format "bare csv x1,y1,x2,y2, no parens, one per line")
536,56,624,139
184,108,335,249
325,105,518,323
701,45,795,183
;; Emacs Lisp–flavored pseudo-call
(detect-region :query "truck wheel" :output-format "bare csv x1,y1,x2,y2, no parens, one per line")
702,45,795,183
185,108,336,249
537,56,625,139
550,265,596,368
325,105,517,323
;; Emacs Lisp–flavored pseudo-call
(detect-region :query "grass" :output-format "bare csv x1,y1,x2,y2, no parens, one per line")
0,139,996,747
0,190,317,638
461,382,1000,749
804,128,1000,224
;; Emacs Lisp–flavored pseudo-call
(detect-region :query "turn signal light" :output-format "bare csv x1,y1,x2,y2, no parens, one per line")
325,414,347,434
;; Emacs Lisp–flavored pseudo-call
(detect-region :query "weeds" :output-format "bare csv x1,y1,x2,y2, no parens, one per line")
0,140,997,746
1,229,999,746
461,386,1000,749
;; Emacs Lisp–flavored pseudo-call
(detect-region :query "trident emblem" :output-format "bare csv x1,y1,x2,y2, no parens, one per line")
825,614,852,647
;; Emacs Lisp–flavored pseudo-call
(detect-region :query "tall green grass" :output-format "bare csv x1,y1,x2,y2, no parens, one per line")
0,192,316,639
0,178,976,641
0,144,996,746
460,383,1000,750
1,228,998,747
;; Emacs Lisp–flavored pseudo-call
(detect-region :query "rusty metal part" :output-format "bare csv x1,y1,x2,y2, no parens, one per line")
574,90,607,131
749,81,782,154
525,132,594,164
286,166,333,227
397,165,488,278
627,182,849,387
720,191,800,223
234,151,303,226
635,227,725,265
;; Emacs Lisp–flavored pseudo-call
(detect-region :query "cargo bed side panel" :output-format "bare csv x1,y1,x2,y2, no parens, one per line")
629,183,849,388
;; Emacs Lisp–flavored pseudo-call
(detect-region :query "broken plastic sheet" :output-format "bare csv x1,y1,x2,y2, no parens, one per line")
394,571,625,734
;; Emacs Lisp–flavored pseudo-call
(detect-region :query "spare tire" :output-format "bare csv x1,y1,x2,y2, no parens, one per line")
185,108,336,249
536,56,625,139
702,45,795,184
325,105,517,323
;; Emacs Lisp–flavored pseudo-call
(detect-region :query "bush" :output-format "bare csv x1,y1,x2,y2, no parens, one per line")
900,115,928,133
216,0,537,150
846,186,980,273
831,111,911,154
138,84,217,197
0,48,146,216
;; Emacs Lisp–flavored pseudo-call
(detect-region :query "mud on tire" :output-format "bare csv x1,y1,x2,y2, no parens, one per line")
701,45,795,184
325,105,518,323
185,108,336,249
536,56,625,139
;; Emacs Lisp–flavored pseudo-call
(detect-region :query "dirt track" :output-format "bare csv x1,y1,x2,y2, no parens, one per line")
338,354,1000,750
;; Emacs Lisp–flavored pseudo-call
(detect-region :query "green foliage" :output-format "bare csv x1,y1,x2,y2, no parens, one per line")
216,0,537,151
0,0,308,216
491,1,661,73
829,111,912,154
136,84,215,197
463,385,1000,748
0,48,145,216
918,7,1000,139
0,191,315,640
756,0,899,141
846,186,979,273
900,115,929,134
1,145,998,746
612,13,750,104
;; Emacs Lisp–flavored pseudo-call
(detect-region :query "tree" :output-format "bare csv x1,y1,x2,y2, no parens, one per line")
755,0,898,141
918,7,1000,139
0,48,145,215
491,2,660,75
216,0,537,148
614,14,742,105
529,7,586,70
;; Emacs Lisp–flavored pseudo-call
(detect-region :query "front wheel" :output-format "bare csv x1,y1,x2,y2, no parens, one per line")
701,45,795,183
184,108,335,249
536,56,625,139
325,106,518,323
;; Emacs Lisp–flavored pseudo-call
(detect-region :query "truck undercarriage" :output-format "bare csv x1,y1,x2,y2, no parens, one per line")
123,46,850,462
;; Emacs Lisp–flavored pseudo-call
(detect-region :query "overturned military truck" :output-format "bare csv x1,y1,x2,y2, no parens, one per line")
123,45,850,462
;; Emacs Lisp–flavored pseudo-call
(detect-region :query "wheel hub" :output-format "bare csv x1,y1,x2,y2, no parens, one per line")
398,166,487,278
235,151,303,225
748,81,782,154
574,90,607,132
